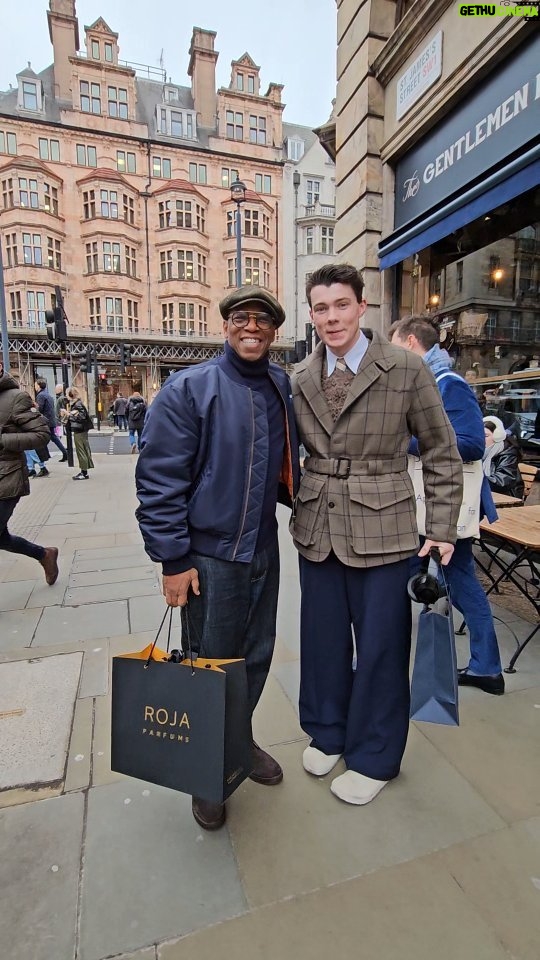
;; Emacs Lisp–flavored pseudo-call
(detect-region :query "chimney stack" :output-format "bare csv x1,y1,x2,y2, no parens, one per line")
47,0,79,100
188,28,218,130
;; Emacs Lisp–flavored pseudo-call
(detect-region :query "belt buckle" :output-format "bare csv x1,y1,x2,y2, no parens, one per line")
335,458,351,479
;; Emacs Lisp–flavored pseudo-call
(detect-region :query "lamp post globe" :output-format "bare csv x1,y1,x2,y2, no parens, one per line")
230,177,246,287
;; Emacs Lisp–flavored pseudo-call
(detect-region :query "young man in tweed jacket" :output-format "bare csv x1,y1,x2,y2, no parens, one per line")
291,264,462,806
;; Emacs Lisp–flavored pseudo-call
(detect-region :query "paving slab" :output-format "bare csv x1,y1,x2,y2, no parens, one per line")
0,580,36,611
0,792,84,960
0,607,43,651
128,595,174,634
63,534,119,550
0,652,82,790
270,659,301,715
74,544,149,562
418,684,540,823
33,600,129,646
252,674,305,747
46,511,96,525
64,695,93,793
79,781,248,960
69,564,156,588
64,578,160,606
79,642,110,698
227,730,505,908
433,817,540,960
72,552,149,574
158,852,509,960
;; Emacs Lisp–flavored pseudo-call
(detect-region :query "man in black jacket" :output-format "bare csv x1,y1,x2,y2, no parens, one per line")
0,366,59,583
35,378,68,461
136,286,300,831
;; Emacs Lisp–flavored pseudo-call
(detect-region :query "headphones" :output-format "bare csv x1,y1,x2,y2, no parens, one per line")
407,548,447,605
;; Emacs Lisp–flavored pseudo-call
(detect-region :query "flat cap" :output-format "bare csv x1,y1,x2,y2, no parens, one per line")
219,286,286,328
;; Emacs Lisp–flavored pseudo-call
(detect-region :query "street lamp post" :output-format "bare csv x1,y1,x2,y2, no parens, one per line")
231,177,246,287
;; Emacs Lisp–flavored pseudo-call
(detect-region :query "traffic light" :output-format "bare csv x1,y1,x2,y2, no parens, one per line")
119,343,132,373
44,306,68,342
79,346,93,374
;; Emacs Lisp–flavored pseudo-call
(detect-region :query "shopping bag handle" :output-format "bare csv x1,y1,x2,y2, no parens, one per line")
144,605,174,668
427,547,451,611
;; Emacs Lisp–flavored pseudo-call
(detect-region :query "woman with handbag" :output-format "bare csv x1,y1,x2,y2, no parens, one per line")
63,387,94,480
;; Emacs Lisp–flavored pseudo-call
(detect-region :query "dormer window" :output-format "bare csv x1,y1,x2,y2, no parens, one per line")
287,138,305,161
247,75,255,94
157,107,197,141
164,86,179,103
91,39,100,60
236,74,244,92
104,42,114,62
18,77,42,113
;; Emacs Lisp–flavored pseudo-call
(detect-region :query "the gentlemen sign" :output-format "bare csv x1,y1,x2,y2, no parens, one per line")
397,32,442,120
395,34,540,229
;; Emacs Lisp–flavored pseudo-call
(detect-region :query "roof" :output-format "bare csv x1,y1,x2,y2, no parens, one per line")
151,178,209,202
76,167,133,188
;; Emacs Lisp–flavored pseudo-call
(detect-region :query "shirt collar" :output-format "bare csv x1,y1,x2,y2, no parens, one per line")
326,331,369,375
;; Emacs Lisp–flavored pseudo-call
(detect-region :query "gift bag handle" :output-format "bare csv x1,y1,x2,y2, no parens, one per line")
144,604,174,668
428,547,452,612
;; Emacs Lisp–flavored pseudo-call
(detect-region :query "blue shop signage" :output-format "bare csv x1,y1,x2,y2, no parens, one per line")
394,34,540,230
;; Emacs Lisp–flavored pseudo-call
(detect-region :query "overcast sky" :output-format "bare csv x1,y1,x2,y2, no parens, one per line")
0,0,336,127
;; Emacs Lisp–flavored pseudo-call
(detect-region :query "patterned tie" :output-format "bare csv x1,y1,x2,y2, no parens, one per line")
334,356,348,374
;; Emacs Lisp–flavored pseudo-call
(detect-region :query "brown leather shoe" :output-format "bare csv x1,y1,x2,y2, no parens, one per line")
249,742,283,785
191,797,226,830
40,547,59,586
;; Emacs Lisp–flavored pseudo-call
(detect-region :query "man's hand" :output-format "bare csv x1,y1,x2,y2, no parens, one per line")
418,540,454,566
162,569,200,607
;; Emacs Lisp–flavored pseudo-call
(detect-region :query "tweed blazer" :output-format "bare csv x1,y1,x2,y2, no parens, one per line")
291,330,463,567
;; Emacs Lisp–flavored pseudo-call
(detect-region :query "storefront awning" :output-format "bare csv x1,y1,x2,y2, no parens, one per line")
378,149,540,271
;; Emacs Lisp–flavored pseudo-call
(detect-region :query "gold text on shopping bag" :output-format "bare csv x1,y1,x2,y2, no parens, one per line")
144,706,190,728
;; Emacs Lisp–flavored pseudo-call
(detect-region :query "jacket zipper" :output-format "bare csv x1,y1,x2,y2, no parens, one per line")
232,390,255,560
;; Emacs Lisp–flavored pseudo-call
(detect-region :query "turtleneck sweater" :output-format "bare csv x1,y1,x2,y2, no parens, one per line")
218,342,285,552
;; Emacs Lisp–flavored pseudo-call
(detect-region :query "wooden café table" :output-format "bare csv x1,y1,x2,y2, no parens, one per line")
478,505,540,671
491,492,524,508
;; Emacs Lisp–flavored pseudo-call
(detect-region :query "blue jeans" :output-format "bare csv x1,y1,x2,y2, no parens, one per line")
0,497,45,561
181,537,280,715
25,450,44,470
411,539,502,676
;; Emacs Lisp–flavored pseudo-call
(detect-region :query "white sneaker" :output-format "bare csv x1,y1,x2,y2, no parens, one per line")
302,745,342,777
330,770,388,805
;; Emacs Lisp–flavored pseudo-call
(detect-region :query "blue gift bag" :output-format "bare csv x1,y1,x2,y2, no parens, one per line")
410,558,459,726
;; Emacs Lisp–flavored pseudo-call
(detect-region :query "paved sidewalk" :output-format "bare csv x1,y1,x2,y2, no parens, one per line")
0,453,539,960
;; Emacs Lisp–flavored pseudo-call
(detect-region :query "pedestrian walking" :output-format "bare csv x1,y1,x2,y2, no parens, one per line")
136,285,300,831
0,363,59,583
390,315,505,696
25,449,50,478
35,378,68,461
126,391,147,452
113,392,128,431
63,387,94,480
291,264,462,806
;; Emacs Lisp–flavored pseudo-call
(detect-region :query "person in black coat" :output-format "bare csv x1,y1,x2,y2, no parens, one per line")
35,378,68,461
483,416,524,499
126,391,147,453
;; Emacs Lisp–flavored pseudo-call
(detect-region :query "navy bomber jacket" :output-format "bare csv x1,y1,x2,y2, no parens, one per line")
135,354,300,574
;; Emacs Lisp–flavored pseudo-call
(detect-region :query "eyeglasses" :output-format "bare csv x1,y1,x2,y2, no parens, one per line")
229,311,276,330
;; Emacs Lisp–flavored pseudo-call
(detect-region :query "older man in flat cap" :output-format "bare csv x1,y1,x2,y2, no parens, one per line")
136,286,300,830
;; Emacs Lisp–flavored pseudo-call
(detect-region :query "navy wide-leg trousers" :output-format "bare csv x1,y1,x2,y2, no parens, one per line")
299,553,412,781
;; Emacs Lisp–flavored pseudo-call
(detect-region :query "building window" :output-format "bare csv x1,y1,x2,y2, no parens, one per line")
18,177,38,209
127,299,138,333
189,163,207,185
158,201,171,229
0,131,17,155
86,241,98,274
104,42,114,62
47,236,61,270
197,253,207,283
176,200,192,228
153,156,171,178
158,107,197,140
105,296,123,332
22,233,42,266
123,194,135,225
117,150,136,173
44,183,58,216
221,167,239,189
245,257,260,286
5,233,18,266
263,261,270,288
198,304,207,336
247,75,255,94
486,312,498,338
76,143,97,167
262,213,270,242
89,296,101,331
80,81,101,114
488,255,501,290
321,226,334,255
179,301,195,336
236,73,244,92
534,315,540,342
22,81,38,111
227,257,237,287
249,115,266,145
456,261,463,295
83,189,96,220
511,313,521,341
103,241,121,273
226,111,243,141
10,290,22,326
255,173,272,195
226,210,235,238
160,250,173,280
26,290,46,328
108,86,128,120
196,204,206,233
2,178,14,208
162,301,174,335
39,138,60,162
100,189,118,219
178,250,194,280
306,226,314,255
287,138,304,161
125,246,137,278
244,209,259,237
91,39,100,59
306,179,320,206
